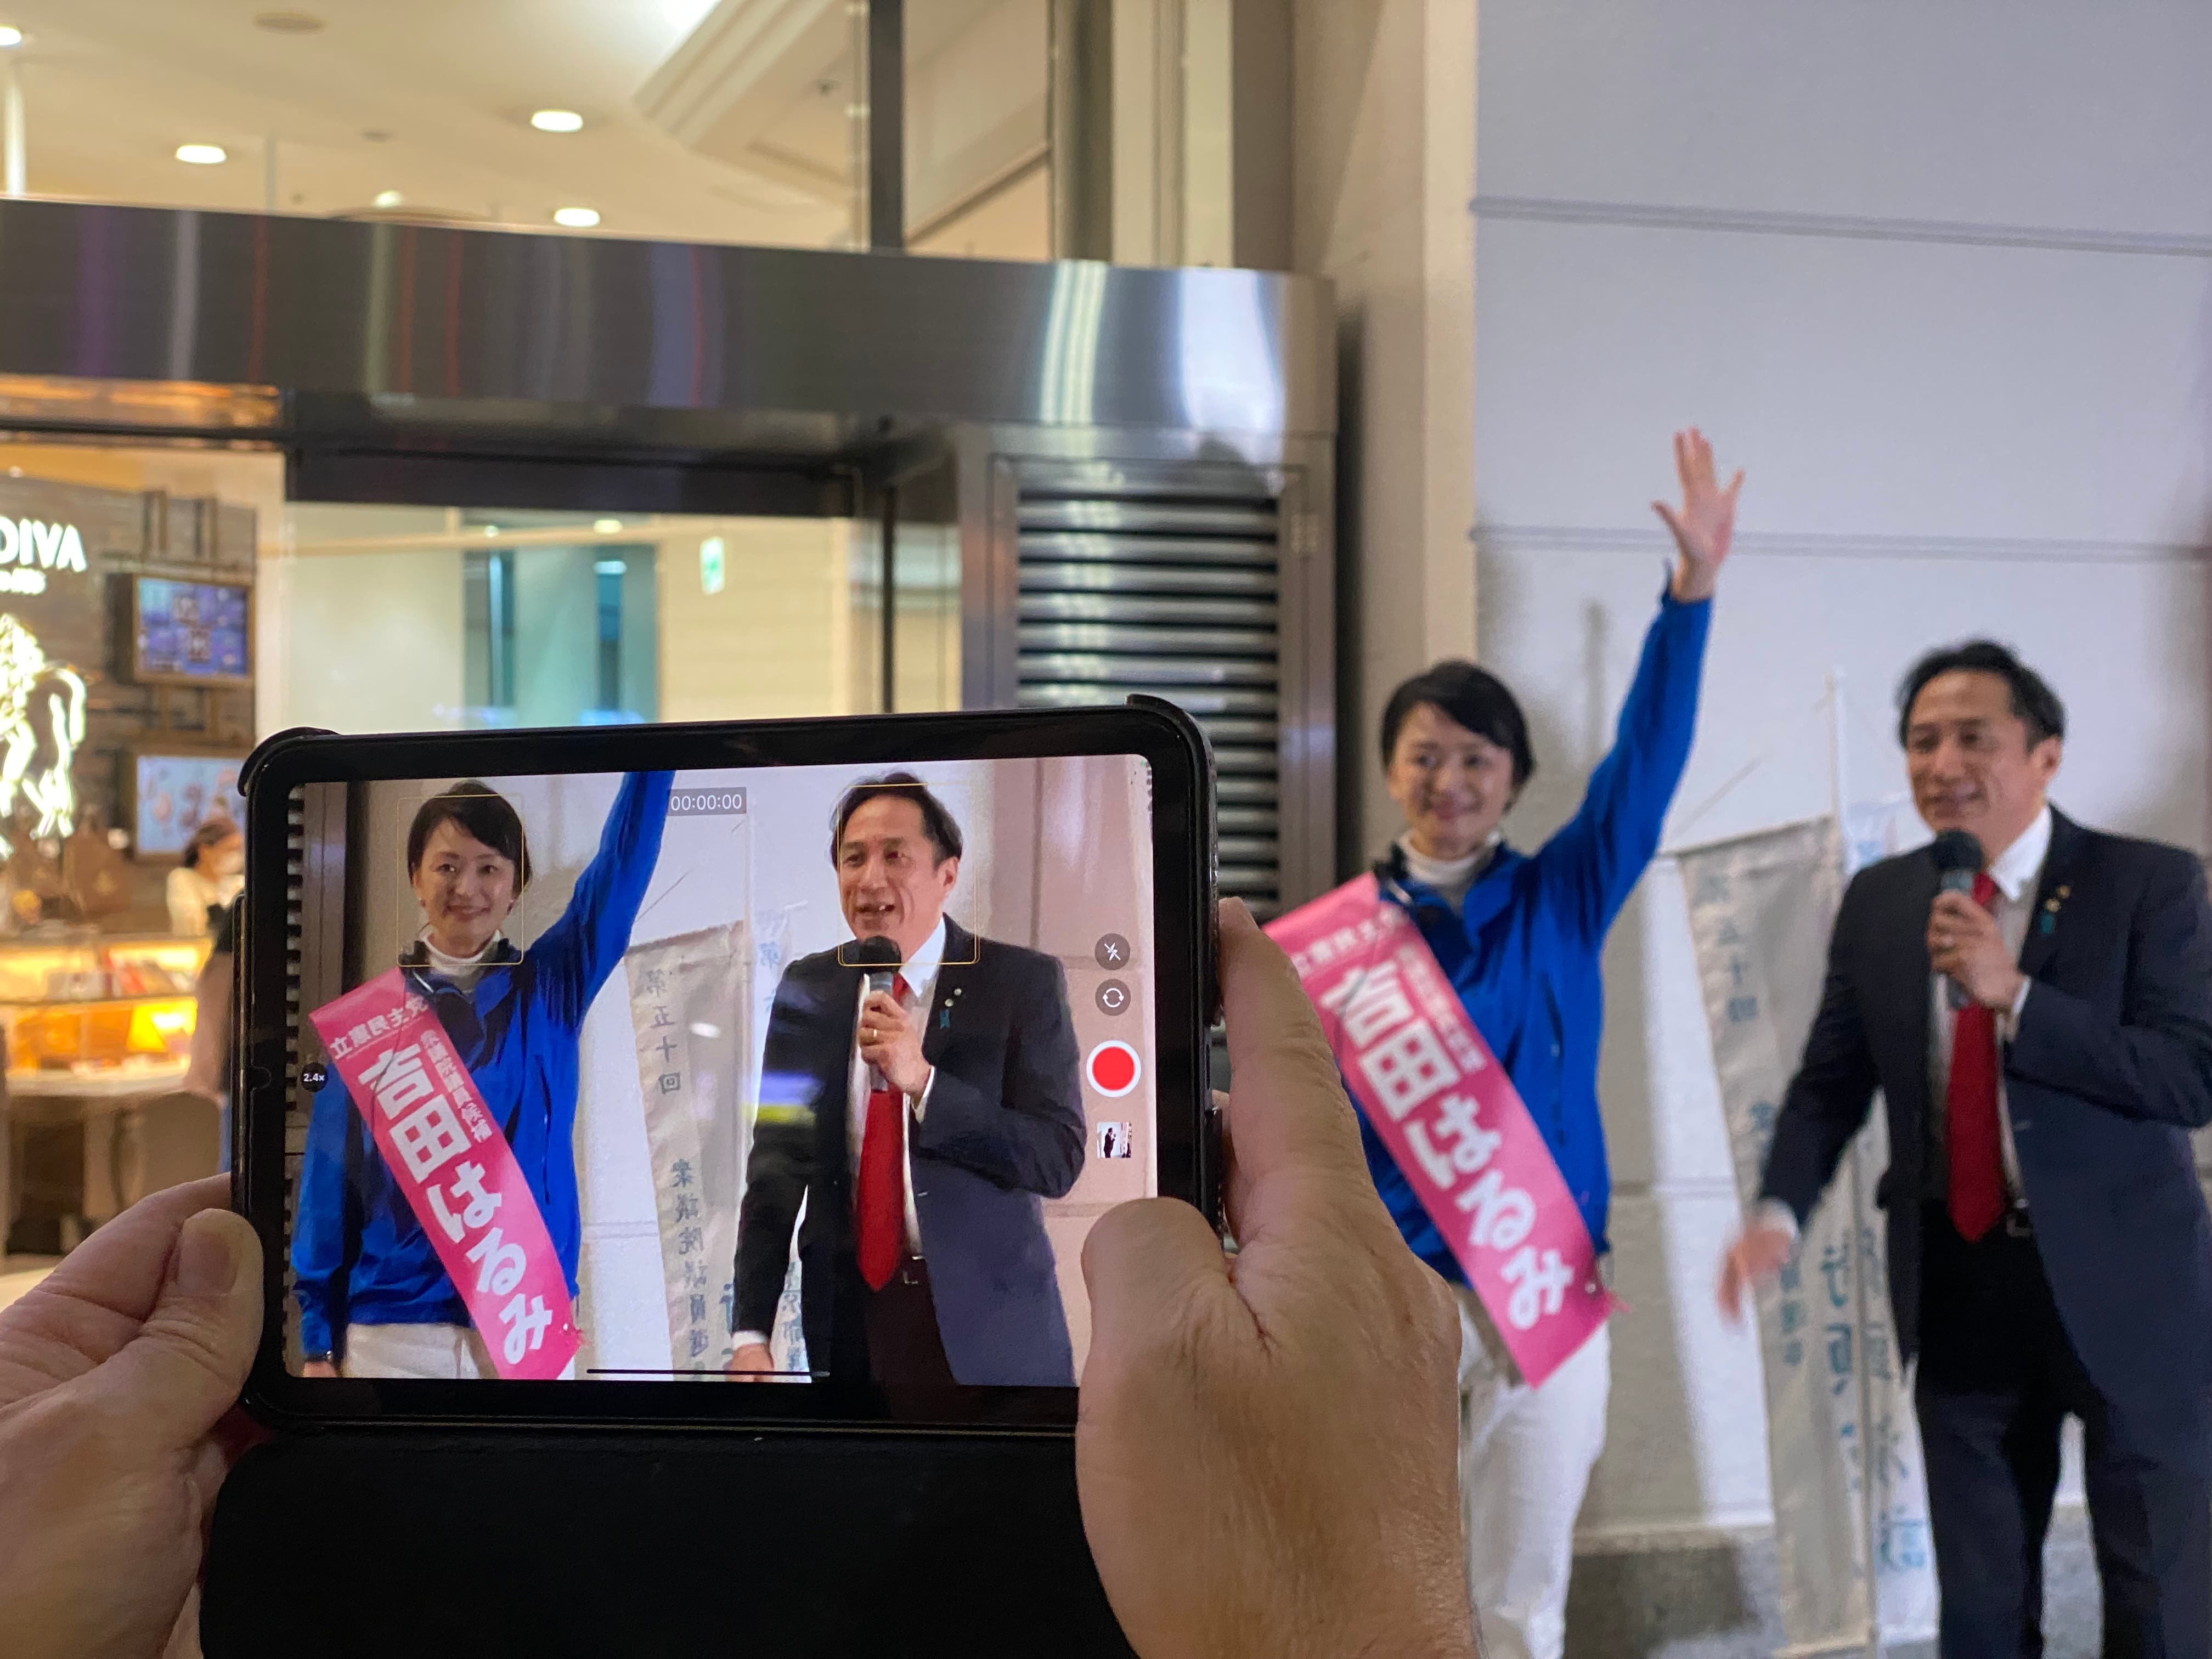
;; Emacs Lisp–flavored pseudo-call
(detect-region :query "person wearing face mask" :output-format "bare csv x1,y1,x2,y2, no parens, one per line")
291,772,672,1380
1720,644,2212,1658
166,818,243,937
1357,429,1738,1659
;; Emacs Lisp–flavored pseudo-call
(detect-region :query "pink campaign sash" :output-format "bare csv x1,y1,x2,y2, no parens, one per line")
311,969,579,1380
1266,876,1613,1388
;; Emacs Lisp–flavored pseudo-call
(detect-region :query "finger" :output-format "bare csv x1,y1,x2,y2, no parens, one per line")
1725,467,1745,505
1220,902,1370,1223
1080,1197,1242,1384
86,1207,264,1454
1214,1087,1252,1244
1652,501,1690,557
1672,428,1691,490
1686,427,1712,491
1716,1254,1742,1323
0,1177,236,1376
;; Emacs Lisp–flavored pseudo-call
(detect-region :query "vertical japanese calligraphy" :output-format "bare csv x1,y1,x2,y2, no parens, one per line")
313,970,580,1380
627,921,752,1375
1268,874,1612,1388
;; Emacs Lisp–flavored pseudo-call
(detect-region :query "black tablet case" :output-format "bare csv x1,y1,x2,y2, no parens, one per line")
202,1430,1134,1657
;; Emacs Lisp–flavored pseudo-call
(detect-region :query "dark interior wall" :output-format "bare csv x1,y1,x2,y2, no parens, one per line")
0,475,255,927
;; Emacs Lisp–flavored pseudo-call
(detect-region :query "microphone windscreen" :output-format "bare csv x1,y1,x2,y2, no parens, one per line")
1931,828,1984,876
852,935,902,969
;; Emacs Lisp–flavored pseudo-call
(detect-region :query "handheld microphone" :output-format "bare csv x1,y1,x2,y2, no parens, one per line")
1931,828,1985,1012
853,935,902,1091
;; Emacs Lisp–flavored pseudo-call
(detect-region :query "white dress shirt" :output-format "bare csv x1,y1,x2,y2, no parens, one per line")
1926,804,2048,1207
843,915,946,1256
1757,805,2049,1242
733,918,944,1351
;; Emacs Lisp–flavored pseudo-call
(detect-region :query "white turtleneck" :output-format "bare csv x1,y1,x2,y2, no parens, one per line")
418,930,506,992
1396,833,1501,907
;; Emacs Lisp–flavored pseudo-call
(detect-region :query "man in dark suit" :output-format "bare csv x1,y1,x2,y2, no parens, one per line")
727,773,1087,1392
1719,640,2212,1659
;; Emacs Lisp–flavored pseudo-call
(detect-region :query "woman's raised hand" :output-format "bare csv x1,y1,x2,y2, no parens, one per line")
1653,427,1743,602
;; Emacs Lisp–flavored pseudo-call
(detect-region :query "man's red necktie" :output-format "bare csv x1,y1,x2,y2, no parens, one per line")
1946,873,2006,1242
854,973,911,1291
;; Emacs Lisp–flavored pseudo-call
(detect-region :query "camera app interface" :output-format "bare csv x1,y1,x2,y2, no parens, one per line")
284,757,1158,1398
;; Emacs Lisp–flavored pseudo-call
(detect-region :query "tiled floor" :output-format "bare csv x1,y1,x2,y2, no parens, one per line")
1564,1510,2098,1657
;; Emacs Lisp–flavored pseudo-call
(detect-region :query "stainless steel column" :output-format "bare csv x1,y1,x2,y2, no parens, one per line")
1048,0,1114,261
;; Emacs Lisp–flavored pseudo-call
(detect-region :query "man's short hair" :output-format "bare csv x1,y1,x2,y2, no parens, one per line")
407,780,533,889
1378,661,1536,788
830,772,964,866
1895,640,2067,749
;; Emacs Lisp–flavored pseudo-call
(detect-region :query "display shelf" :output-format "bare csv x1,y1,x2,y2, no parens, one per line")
8,1062,190,1099
0,932,208,1005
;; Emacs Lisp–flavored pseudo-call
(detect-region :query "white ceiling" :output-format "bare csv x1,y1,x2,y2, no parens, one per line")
0,0,1046,255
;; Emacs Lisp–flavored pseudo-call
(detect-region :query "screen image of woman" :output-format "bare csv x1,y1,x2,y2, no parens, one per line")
291,771,674,1380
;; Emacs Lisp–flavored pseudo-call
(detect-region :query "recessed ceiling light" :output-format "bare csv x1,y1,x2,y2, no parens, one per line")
530,109,584,133
176,144,228,166
593,518,622,533
552,206,599,228
253,12,325,33
0,26,23,48
373,189,403,208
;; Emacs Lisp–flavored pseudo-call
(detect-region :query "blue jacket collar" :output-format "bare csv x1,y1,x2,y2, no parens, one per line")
1375,841,1525,927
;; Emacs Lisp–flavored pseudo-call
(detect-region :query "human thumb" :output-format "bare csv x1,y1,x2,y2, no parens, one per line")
90,1209,263,1448
1080,1197,1236,1385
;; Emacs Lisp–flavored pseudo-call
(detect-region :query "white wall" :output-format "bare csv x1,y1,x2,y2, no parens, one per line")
656,520,861,723
1291,0,1478,862
264,548,467,735
1471,0,2212,1542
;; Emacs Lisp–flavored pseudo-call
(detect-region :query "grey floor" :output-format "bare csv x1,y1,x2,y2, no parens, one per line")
1563,1509,2097,1658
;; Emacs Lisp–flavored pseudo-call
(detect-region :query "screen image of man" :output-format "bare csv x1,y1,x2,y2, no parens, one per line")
727,774,1088,1391
1719,642,2212,1658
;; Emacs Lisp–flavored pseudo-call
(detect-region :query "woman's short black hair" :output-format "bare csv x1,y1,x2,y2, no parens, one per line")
831,772,964,865
180,816,240,871
1895,640,2066,749
407,781,532,888
1379,661,1537,788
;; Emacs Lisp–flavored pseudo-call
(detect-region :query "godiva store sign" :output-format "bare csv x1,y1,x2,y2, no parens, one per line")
0,517,91,595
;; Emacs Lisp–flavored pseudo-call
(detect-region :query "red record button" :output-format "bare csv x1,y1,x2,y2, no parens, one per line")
1086,1040,1142,1098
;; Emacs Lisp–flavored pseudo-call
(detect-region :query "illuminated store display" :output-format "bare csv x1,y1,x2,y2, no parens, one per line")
0,472,256,1255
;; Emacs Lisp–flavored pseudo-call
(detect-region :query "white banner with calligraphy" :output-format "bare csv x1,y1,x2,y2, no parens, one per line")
1678,813,1936,1654
627,922,751,1375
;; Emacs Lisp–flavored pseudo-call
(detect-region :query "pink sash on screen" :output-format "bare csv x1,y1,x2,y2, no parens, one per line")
311,969,579,1380
1267,876,1613,1388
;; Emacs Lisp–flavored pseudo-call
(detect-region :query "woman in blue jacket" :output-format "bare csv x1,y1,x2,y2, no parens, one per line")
1369,431,1739,1659
294,770,673,1379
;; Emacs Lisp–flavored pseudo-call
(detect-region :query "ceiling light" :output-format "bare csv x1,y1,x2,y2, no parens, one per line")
176,145,229,166
0,26,23,48
592,518,622,533
253,12,326,33
531,109,584,134
373,189,403,208
552,206,600,229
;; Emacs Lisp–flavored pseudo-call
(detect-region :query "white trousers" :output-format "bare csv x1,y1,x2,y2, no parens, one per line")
1457,1285,1612,1659
340,1322,578,1380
